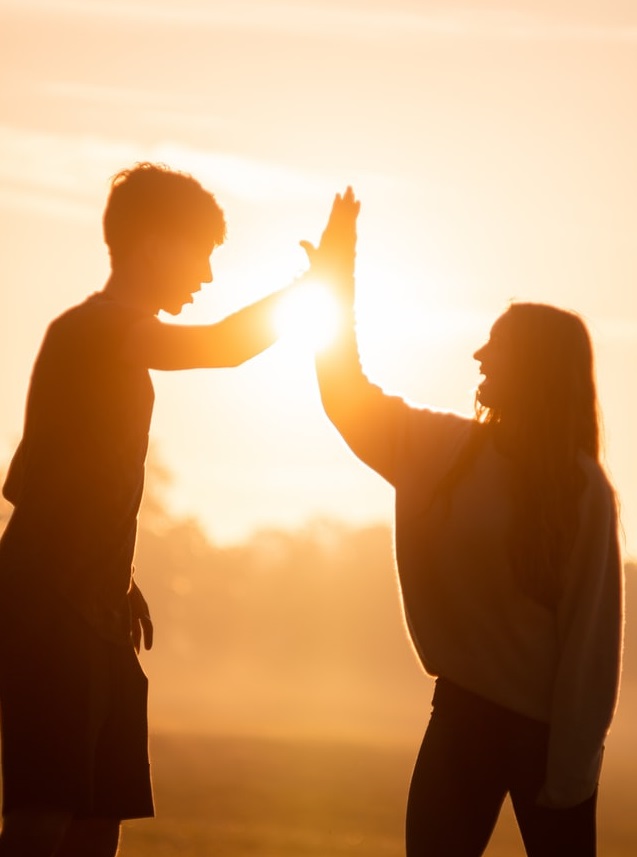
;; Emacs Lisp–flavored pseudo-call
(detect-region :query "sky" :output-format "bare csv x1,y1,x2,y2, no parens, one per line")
1,0,637,554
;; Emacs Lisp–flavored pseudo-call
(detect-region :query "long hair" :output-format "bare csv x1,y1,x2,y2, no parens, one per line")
438,302,601,608
479,302,601,606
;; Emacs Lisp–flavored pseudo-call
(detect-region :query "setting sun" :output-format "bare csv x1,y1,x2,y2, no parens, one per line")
274,279,341,352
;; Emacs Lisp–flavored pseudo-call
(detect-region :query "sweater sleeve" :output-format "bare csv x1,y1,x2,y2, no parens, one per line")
543,464,624,807
315,309,409,486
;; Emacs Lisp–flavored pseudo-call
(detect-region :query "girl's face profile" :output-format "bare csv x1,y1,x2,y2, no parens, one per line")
473,313,516,410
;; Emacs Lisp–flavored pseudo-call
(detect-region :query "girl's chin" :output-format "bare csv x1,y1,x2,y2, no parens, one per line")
476,382,494,409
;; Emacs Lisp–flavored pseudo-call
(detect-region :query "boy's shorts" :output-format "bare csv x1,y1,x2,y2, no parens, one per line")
0,588,154,820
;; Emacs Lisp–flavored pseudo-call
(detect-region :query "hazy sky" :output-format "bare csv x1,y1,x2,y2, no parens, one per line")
2,0,637,554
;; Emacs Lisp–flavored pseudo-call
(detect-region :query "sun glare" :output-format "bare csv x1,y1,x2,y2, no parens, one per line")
274,280,341,351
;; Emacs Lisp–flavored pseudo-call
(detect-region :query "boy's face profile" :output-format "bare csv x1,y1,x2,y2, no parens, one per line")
146,232,215,315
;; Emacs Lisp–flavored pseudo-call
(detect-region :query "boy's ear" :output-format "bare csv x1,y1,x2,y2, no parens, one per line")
138,233,165,271
139,233,158,259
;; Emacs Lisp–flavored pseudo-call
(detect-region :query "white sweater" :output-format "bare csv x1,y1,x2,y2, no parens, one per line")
317,337,624,808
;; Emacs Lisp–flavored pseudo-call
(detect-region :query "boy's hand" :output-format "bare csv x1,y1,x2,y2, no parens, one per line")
129,578,154,652
300,186,360,307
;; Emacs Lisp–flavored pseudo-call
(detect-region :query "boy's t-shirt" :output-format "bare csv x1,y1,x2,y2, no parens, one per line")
0,292,155,643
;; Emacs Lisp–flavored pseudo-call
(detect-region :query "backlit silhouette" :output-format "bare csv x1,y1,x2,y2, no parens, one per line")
0,162,310,857
307,188,623,857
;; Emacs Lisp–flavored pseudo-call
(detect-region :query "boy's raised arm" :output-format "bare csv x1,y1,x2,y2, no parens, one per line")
122,285,294,371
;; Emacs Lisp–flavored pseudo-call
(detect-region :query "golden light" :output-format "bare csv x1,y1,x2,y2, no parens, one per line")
274,279,341,351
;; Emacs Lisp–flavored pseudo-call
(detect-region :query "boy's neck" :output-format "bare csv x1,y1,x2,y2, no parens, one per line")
102,268,158,315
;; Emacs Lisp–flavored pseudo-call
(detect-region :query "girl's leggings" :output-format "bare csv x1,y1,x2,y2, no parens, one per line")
406,678,597,857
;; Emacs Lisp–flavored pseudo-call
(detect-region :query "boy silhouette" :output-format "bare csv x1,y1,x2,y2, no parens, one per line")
0,163,303,856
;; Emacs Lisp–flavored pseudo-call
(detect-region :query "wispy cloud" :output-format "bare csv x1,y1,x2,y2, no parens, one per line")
591,316,637,345
4,0,637,43
40,81,235,137
0,124,335,216
0,126,137,212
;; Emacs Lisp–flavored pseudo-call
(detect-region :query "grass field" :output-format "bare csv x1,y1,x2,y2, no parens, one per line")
119,731,637,856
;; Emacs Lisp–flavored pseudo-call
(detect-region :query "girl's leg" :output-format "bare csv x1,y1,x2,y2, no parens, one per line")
511,783,597,857
505,713,597,857
406,680,508,857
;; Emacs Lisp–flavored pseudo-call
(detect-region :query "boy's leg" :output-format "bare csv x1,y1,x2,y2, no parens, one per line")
0,813,121,857
0,810,72,857
54,818,121,857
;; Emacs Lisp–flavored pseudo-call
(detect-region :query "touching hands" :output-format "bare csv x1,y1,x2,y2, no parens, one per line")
300,186,360,308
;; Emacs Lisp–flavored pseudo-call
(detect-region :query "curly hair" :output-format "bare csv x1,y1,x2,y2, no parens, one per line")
103,162,227,265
